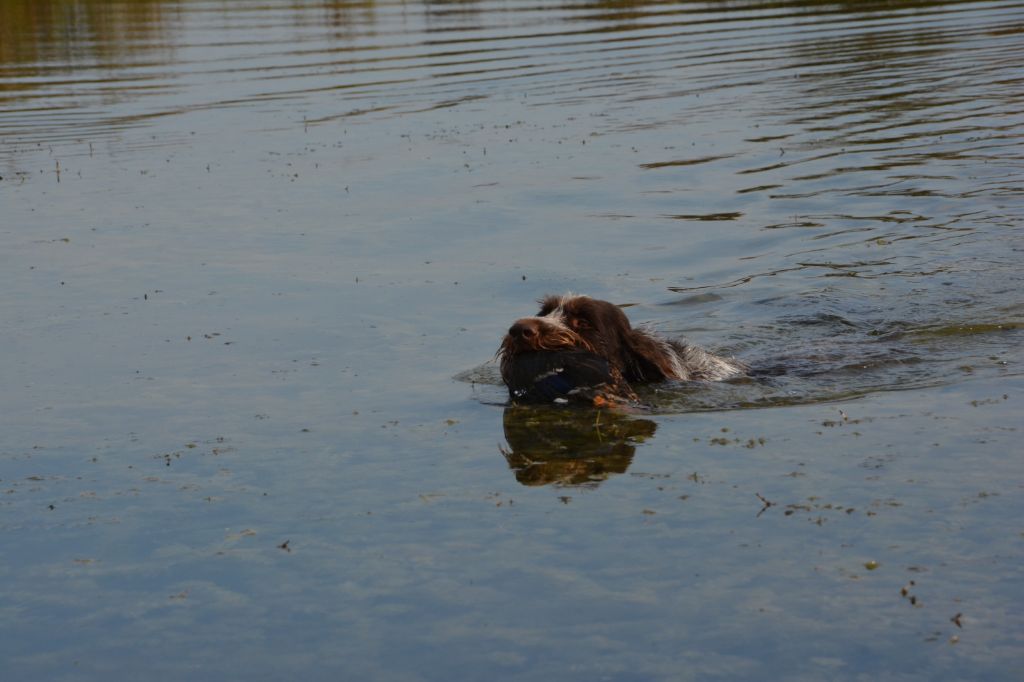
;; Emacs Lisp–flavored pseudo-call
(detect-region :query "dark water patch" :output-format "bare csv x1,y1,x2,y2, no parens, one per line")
763,219,827,229
737,183,784,194
664,211,744,221
880,321,1024,341
639,154,736,169
663,292,724,306
745,133,792,143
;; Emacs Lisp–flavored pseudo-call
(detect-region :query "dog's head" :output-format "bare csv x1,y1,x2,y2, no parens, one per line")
498,295,677,400
500,294,625,355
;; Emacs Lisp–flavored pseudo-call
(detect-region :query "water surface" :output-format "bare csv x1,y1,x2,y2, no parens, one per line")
2,1,1022,680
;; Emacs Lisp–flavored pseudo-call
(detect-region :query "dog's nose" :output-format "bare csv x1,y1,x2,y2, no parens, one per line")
508,318,540,340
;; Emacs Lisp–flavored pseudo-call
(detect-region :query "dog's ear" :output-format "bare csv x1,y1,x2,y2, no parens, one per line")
620,329,676,383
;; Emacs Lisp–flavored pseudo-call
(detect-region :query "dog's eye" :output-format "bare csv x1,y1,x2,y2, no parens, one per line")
570,316,590,330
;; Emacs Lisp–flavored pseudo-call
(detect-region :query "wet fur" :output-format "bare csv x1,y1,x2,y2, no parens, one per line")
498,294,745,402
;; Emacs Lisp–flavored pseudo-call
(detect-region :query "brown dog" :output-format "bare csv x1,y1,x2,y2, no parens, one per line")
498,294,745,404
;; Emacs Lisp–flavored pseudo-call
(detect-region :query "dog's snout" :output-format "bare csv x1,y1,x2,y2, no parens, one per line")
508,318,540,340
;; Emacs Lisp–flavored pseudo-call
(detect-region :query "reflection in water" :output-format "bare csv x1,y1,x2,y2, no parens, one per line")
0,0,174,67
501,405,657,487
0,0,389,71
4,0,1022,151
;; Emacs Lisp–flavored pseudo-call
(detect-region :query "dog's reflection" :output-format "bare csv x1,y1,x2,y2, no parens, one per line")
500,405,657,487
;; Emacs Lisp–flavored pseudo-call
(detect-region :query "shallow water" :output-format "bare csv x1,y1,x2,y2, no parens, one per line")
2,1,1023,680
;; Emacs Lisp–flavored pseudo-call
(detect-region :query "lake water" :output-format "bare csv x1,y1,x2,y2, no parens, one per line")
2,0,1022,679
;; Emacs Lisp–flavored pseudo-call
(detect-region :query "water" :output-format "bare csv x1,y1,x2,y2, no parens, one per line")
2,1,1022,679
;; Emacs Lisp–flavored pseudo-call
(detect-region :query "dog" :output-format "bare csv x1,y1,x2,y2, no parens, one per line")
498,294,745,404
